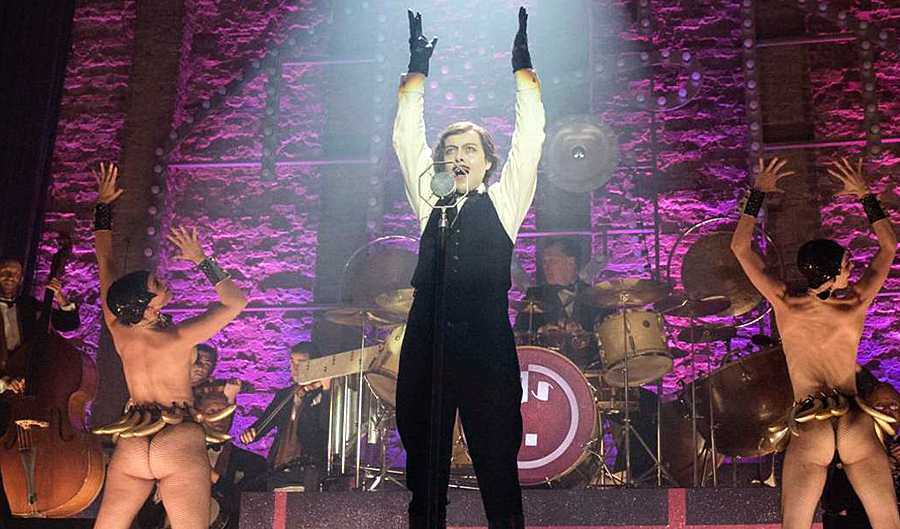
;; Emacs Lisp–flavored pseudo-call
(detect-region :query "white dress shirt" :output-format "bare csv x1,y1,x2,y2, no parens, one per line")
1,301,20,351
392,71,546,243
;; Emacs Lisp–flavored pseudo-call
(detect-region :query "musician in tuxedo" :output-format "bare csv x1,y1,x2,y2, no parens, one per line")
239,341,329,492
0,257,80,383
0,257,79,525
513,237,609,370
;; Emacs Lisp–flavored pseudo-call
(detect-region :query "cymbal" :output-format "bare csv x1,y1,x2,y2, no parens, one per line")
655,295,732,318
680,232,763,316
544,114,619,192
324,307,402,328
509,298,550,314
344,243,418,307
376,288,414,314
578,279,670,308
677,326,737,343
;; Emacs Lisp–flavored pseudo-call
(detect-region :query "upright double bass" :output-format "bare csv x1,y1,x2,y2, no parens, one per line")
0,237,105,517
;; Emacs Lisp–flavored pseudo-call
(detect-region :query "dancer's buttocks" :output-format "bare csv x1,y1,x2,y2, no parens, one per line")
108,421,208,482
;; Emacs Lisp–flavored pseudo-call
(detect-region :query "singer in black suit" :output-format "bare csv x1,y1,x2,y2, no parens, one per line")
392,8,545,529
239,342,329,492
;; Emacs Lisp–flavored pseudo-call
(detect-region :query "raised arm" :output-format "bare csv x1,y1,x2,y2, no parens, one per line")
827,157,897,304
166,226,249,347
489,6,546,242
92,163,124,328
730,157,794,304
393,10,438,232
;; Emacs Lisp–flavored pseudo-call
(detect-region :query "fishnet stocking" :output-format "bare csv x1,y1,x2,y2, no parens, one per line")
781,419,834,529
837,410,900,529
151,422,211,529
93,437,155,529
93,422,210,529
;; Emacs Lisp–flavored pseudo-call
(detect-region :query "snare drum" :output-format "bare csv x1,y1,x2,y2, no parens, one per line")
594,310,673,387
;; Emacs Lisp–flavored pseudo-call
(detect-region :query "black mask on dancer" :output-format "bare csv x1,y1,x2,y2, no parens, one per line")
797,239,844,299
107,270,156,325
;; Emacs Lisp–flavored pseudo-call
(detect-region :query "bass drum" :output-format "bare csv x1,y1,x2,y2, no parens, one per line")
516,346,598,487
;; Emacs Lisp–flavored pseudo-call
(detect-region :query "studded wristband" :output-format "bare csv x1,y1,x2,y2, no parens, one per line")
93,203,113,231
197,258,231,286
861,194,887,224
738,188,766,217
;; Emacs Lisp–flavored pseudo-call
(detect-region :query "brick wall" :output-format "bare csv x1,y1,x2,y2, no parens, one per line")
37,0,900,460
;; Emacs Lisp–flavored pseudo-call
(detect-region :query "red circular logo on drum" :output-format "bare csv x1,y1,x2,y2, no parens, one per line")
517,346,596,486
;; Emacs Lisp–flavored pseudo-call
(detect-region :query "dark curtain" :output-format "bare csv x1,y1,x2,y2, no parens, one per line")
0,0,76,290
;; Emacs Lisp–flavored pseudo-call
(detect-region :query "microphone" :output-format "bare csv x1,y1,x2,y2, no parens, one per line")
431,170,456,199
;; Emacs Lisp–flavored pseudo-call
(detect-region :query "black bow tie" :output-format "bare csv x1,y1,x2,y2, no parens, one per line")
0,298,14,308
557,283,578,293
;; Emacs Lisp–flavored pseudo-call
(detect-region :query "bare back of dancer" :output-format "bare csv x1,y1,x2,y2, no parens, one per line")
731,157,898,529
91,163,249,529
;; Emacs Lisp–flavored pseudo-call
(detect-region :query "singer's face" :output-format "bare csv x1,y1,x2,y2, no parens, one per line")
442,130,493,192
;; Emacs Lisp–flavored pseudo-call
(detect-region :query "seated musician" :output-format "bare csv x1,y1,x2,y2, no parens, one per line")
0,256,80,525
822,380,900,529
513,237,610,369
191,343,243,405
137,391,267,529
239,341,329,492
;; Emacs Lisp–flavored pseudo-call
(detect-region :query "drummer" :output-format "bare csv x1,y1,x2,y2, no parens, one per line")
513,237,611,370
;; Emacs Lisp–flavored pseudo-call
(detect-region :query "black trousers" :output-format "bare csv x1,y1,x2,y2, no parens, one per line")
396,298,524,523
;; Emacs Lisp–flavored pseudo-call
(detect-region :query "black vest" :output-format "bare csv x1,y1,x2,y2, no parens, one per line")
412,193,513,302
403,193,519,372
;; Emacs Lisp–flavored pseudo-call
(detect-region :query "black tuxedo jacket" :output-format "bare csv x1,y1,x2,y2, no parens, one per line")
250,385,329,467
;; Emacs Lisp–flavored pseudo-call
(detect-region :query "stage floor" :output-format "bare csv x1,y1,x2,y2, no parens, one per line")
239,487,822,529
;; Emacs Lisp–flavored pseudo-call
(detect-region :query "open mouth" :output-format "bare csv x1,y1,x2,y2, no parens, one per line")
452,166,469,177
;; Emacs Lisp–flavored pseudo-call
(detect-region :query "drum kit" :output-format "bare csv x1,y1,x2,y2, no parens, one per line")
319,231,793,490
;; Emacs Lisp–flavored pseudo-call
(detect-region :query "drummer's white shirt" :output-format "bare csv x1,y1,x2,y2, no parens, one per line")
392,72,546,243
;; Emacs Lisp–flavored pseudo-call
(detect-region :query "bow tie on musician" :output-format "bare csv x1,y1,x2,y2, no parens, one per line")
239,341,331,493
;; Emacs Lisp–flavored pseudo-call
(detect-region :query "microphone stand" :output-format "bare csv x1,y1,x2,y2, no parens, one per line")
426,205,449,529
417,161,462,529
